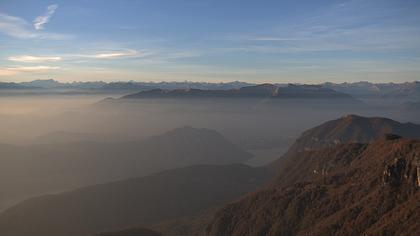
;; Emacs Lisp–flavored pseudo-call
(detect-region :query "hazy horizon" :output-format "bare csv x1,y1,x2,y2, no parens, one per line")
1,78,420,85
1,78,420,84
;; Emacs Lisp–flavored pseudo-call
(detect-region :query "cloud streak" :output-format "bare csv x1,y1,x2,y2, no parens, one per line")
7,66,60,72
33,4,58,30
8,55,62,63
0,65,60,76
86,49,141,59
228,1,420,54
5,49,153,66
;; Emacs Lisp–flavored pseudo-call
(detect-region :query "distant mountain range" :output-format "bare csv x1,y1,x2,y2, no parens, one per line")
323,81,420,100
0,79,251,94
1,79,419,100
121,84,352,99
1,115,419,236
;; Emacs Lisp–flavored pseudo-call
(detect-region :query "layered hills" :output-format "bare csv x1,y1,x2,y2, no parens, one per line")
1,115,419,236
0,164,271,236
0,127,251,212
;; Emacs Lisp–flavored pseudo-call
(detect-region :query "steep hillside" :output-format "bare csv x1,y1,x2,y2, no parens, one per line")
205,137,420,236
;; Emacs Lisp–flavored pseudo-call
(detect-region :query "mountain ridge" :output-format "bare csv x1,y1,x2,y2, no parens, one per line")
283,114,420,153
121,84,352,99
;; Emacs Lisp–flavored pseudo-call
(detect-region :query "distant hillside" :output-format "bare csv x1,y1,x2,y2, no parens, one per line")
3,80,419,100
121,84,352,99
205,137,420,235
383,81,420,99
0,164,271,236
21,79,62,88
323,81,420,100
0,127,252,212
0,82,36,90
285,114,420,153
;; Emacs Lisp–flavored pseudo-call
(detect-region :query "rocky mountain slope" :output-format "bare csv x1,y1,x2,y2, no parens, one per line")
205,136,420,235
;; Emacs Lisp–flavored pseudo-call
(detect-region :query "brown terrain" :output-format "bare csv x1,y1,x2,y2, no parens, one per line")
205,136,420,235
151,115,420,236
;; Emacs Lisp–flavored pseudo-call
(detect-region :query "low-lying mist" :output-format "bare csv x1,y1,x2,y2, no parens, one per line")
0,92,419,212
1,94,418,147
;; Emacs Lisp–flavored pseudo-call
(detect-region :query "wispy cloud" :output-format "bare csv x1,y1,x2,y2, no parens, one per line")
0,7,70,39
5,49,154,66
33,4,58,30
0,65,60,76
8,55,62,63
70,49,159,60
227,1,420,54
86,49,141,59
7,65,60,72
0,13,37,39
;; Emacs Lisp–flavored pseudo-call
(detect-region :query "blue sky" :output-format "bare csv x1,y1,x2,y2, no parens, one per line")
0,0,420,83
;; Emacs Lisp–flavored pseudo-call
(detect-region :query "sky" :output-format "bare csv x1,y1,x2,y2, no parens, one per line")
0,0,420,83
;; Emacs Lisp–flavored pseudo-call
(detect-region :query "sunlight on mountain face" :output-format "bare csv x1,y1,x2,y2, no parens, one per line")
0,1,419,235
